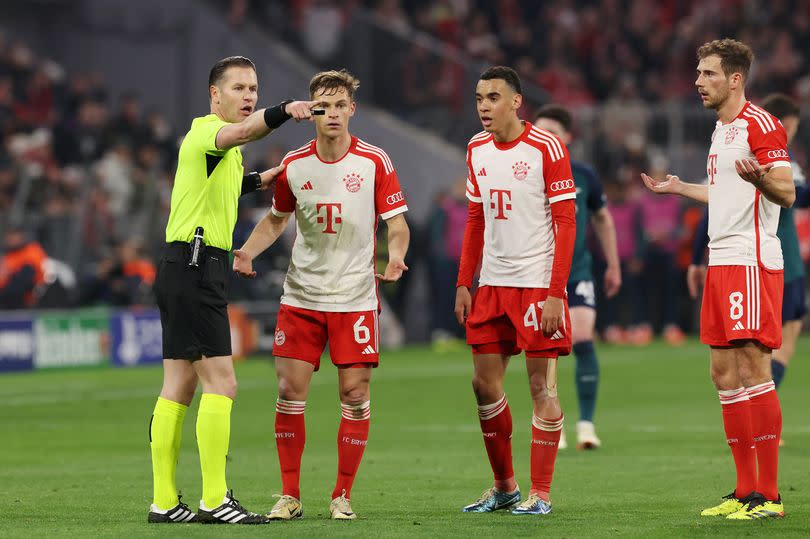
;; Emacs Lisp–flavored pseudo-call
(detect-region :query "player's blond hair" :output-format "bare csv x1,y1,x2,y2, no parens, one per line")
697,39,754,82
309,69,360,100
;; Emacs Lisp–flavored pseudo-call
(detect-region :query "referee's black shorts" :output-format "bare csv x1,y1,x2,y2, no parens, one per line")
154,242,232,360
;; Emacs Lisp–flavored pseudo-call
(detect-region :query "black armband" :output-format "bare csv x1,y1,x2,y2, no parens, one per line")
263,100,293,129
241,171,262,196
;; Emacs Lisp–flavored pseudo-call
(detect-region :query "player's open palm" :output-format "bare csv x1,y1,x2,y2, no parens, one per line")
541,296,564,337
455,286,472,326
640,172,682,195
232,249,256,279
735,158,772,185
376,259,408,282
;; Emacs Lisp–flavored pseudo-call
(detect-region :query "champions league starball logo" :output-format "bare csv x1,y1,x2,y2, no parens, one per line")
725,126,738,145
512,161,530,180
343,172,364,192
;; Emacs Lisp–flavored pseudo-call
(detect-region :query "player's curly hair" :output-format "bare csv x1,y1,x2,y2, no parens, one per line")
309,69,360,100
697,39,754,82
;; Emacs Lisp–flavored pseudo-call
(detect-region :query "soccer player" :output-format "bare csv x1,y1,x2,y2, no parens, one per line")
534,104,621,451
689,93,809,445
233,69,409,521
149,55,317,524
455,67,576,516
641,39,794,519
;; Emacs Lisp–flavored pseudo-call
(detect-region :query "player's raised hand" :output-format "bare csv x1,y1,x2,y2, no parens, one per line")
541,296,565,337
232,249,256,279
285,100,321,122
259,163,285,190
687,264,707,299
735,158,772,185
640,172,683,195
455,286,472,326
375,258,408,282
604,264,622,298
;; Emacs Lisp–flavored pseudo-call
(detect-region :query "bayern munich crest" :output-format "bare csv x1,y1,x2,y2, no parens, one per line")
512,161,530,180
274,329,286,346
343,172,364,192
725,126,738,145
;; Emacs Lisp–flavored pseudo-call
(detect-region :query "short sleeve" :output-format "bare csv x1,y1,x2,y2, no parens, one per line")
542,136,576,204
192,115,229,155
585,167,606,212
465,147,482,203
271,168,295,216
746,111,790,169
375,164,408,220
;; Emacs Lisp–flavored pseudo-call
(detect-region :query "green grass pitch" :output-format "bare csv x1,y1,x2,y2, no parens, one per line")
3,337,809,537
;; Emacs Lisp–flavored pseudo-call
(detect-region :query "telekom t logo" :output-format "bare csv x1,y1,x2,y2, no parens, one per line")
708,154,718,185
316,202,342,234
489,189,512,220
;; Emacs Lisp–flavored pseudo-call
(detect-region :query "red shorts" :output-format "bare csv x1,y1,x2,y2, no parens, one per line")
273,304,379,370
465,286,572,358
700,265,783,349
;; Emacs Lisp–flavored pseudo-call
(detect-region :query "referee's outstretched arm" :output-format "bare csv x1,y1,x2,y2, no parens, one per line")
215,100,319,151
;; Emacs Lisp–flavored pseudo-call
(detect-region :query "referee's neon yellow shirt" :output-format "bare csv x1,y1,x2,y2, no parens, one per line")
165,114,243,251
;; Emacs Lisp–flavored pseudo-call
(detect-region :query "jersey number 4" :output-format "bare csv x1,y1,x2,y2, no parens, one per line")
523,302,545,332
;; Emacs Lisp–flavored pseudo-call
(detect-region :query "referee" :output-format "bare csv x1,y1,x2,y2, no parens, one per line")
147,55,318,524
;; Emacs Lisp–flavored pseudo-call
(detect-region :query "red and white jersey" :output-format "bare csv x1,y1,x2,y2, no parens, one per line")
271,137,407,311
706,101,790,269
466,122,576,287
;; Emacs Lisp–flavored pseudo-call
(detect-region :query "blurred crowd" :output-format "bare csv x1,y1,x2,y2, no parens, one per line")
3,1,810,344
0,31,176,309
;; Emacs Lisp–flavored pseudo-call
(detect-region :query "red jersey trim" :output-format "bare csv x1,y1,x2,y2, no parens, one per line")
354,139,394,174
313,137,355,164
282,140,316,165
491,122,531,150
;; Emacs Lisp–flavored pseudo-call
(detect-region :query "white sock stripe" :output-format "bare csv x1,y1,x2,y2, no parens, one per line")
478,399,508,420
276,398,307,414
532,415,564,431
341,400,371,420
747,381,775,398
719,386,749,404
477,395,506,413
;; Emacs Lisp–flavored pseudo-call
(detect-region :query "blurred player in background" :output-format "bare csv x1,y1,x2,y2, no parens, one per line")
689,93,809,446
534,104,621,451
233,69,410,521
641,39,794,520
455,67,576,516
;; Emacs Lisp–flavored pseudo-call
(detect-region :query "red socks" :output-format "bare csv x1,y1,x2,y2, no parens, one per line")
332,401,370,500
275,398,306,499
477,395,515,491
718,388,757,498
748,381,781,500
530,414,563,500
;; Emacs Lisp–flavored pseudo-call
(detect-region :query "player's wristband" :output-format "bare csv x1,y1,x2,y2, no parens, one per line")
263,100,293,129
241,171,262,196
